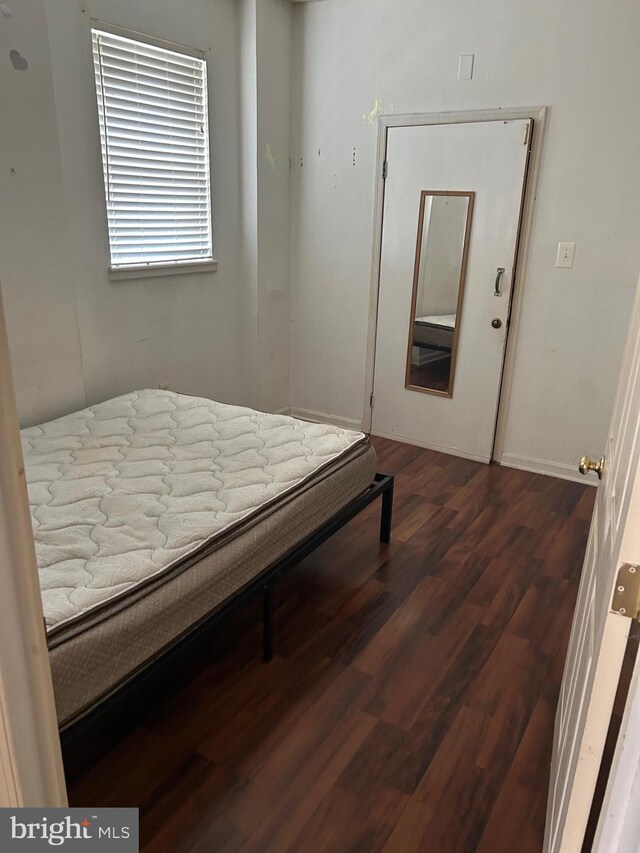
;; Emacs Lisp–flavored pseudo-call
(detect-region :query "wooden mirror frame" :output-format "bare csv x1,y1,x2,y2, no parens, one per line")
404,190,475,398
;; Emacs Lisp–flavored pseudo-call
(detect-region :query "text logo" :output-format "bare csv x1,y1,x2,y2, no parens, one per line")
0,808,138,851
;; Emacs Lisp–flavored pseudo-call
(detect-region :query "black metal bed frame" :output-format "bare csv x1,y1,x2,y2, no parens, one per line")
60,471,394,777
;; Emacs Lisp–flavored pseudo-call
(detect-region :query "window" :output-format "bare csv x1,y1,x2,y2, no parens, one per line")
91,25,214,275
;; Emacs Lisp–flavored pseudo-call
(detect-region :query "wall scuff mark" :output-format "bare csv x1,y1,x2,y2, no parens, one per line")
363,97,384,125
264,143,278,173
9,49,28,70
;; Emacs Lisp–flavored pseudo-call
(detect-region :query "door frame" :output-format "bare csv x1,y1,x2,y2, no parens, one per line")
594,642,640,852
0,283,67,807
362,106,548,462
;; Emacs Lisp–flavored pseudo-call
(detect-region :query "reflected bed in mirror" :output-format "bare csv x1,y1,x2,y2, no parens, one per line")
405,190,474,397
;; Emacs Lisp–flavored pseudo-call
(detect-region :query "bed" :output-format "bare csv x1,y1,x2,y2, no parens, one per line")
413,313,456,351
21,390,392,739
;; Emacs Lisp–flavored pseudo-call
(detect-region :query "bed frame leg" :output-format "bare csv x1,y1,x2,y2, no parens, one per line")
263,586,274,662
380,477,394,544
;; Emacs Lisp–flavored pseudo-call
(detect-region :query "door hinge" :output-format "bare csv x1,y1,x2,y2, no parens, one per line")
382,160,388,180
611,564,640,621
369,392,374,408
523,121,532,147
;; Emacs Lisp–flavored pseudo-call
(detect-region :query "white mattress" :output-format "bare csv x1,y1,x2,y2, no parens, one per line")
415,313,456,329
22,390,366,635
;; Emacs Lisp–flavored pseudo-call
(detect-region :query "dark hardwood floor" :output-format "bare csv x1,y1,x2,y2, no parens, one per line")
408,355,451,392
68,436,596,852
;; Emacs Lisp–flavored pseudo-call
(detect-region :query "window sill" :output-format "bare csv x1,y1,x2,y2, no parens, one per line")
108,259,218,282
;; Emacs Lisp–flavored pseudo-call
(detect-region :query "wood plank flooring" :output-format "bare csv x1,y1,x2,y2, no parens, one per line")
68,437,596,852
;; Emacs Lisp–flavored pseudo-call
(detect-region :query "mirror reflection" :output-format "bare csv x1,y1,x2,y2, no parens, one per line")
405,191,474,397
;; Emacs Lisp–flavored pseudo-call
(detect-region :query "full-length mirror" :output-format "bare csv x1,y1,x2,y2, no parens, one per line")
405,190,474,397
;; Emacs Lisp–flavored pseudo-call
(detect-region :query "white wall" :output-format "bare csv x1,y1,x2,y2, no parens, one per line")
419,196,468,317
43,0,247,418
238,0,293,414
289,0,640,472
1,0,292,427
0,0,86,425
256,0,293,413
238,0,260,408
1,0,262,425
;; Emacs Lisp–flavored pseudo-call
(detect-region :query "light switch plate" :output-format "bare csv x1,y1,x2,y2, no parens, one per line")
458,54,475,81
556,241,576,269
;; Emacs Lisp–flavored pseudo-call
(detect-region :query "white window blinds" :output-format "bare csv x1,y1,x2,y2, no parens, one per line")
92,27,213,270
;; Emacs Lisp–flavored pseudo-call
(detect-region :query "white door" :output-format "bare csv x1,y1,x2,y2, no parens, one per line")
372,119,531,462
544,276,640,852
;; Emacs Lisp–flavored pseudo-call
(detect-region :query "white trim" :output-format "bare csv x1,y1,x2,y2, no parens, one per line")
492,108,549,461
91,19,207,59
500,451,597,485
0,286,67,807
108,260,218,282
362,106,548,454
0,669,20,807
593,645,640,853
289,407,364,431
362,114,388,433
371,430,490,463
93,24,213,274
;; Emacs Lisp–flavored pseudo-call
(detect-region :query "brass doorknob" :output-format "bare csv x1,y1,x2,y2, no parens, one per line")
579,455,605,479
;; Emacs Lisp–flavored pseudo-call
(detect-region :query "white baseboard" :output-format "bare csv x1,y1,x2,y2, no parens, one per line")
289,407,364,431
283,412,591,486
370,429,490,463
271,407,291,416
499,452,596,486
